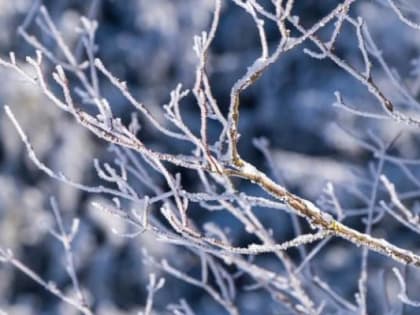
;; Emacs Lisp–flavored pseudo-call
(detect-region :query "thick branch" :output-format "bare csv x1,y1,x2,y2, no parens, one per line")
227,161,420,267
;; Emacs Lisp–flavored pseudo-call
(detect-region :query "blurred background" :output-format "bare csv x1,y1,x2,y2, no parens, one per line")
1,0,420,314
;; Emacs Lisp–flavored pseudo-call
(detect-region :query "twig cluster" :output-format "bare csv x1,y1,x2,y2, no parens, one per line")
1,0,420,314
